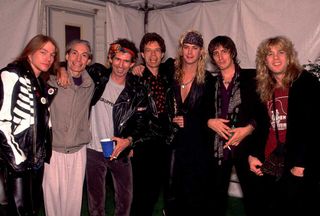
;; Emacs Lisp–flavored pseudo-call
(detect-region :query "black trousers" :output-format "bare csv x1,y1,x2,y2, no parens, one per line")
163,149,215,216
130,142,168,216
250,172,320,216
212,146,257,216
0,162,9,216
0,162,8,205
6,166,44,216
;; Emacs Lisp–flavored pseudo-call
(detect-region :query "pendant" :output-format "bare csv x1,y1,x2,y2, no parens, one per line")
181,84,185,89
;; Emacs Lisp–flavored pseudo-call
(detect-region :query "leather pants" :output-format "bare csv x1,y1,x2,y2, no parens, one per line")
0,161,8,205
6,166,44,216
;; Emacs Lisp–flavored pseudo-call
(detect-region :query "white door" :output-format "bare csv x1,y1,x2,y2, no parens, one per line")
47,6,95,61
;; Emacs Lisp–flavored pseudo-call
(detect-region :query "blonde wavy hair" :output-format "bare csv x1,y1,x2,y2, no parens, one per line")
174,30,207,84
256,36,302,102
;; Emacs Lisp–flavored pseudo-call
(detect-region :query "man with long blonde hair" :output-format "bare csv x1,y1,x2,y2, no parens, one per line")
174,30,207,87
249,36,320,215
165,30,215,216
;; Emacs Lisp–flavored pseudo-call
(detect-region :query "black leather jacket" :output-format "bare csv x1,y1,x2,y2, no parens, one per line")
87,63,139,152
0,61,57,172
87,62,176,148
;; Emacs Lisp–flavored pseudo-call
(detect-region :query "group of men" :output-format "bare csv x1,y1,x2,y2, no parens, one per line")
0,30,320,216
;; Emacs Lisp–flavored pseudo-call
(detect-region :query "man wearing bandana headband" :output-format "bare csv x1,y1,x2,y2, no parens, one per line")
56,39,139,216
182,31,204,47
163,30,215,216
109,43,136,60
85,39,138,216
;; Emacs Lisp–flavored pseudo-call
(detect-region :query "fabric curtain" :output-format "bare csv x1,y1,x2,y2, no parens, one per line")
0,0,40,68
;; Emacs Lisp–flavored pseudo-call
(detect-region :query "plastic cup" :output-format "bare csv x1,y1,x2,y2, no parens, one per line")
100,138,115,158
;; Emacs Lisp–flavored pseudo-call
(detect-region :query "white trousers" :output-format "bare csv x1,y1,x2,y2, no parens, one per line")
43,146,86,216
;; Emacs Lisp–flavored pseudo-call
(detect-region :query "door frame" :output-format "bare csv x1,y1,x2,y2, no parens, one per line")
46,5,96,61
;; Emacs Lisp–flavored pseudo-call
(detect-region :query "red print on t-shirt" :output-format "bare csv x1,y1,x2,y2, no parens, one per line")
265,88,288,158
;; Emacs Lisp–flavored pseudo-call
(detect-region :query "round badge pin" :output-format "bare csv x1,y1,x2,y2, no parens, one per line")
40,97,47,104
48,88,55,95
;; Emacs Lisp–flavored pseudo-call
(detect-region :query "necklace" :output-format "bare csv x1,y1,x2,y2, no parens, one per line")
223,80,231,85
181,77,195,89
222,73,234,86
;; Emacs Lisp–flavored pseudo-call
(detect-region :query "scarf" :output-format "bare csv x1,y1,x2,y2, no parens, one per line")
213,70,241,165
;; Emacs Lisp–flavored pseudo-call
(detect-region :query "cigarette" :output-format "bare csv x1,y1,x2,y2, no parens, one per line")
227,146,231,150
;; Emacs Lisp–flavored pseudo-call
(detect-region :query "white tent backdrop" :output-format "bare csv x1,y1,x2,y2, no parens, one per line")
0,0,40,68
1,0,320,70
0,0,319,198
105,3,144,49
106,0,320,69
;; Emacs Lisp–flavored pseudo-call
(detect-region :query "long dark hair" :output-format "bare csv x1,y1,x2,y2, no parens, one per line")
208,35,240,67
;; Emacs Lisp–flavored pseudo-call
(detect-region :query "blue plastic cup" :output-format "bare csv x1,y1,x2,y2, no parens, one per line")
100,138,115,158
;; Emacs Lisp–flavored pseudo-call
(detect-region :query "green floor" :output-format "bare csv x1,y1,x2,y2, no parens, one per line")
81,192,245,216
226,197,245,216
2,175,245,216
80,177,245,216
77,173,245,216
78,188,245,216
1,194,244,216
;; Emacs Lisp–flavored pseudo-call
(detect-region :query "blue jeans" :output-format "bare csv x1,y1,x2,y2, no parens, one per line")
86,148,133,216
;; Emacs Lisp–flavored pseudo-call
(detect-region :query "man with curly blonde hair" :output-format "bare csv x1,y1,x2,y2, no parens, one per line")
249,36,320,216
